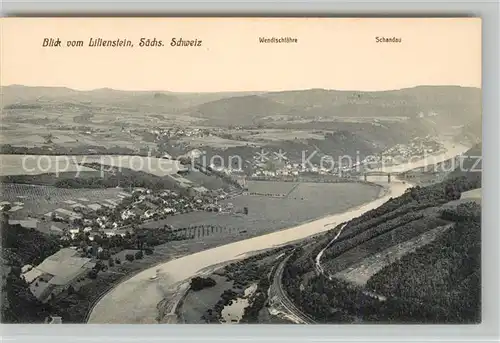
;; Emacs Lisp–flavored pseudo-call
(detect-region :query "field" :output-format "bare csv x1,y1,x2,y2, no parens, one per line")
142,182,381,236
0,184,127,219
0,121,155,150
0,154,97,176
461,188,481,200
251,130,324,141
321,213,450,278
333,225,451,286
0,154,183,178
83,156,182,176
238,129,325,142
182,171,229,191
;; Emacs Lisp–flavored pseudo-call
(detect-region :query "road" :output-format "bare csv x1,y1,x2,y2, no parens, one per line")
87,146,469,324
314,223,347,278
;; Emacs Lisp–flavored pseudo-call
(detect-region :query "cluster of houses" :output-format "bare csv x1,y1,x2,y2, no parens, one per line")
58,187,214,240
148,126,221,142
12,184,243,305
379,136,445,163
210,160,351,180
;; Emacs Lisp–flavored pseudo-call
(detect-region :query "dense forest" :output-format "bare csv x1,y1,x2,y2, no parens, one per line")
1,217,61,266
1,215,62,323
282,174,482,323
366,203,481,323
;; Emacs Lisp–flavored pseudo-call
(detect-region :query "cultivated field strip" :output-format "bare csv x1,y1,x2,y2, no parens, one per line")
334,224,452,286
0,184,126,217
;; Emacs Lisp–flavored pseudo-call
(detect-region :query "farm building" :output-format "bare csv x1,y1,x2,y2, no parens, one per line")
23,248,96,302
8,219,38,229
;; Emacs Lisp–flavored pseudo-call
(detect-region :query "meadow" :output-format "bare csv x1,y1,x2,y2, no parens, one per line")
0,154,97,176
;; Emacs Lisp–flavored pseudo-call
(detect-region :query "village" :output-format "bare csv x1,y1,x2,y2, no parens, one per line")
0,133,448,315
2,179,245,307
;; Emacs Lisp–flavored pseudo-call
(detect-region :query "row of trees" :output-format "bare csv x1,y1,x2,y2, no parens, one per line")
55,162,181,190
322,212,424,262
0,144,137,156
343,175,480,234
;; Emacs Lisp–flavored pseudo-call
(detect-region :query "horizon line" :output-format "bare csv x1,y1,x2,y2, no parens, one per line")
3,83,481,95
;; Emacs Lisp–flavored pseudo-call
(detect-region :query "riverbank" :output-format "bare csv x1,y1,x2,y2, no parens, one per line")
87,179,407,323
62,182,380,323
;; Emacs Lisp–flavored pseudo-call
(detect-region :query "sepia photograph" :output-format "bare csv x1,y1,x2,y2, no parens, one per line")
0,18,482,325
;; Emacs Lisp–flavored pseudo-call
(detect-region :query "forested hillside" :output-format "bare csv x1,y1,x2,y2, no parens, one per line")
282,174,481,323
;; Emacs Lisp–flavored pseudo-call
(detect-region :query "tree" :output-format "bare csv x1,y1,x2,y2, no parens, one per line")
94,260,104,271
135,250,143,260
125,254,134,262
190,276,217,291
67,285,75,295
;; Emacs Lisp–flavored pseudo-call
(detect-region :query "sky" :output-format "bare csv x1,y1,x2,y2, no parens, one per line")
1,18,482,92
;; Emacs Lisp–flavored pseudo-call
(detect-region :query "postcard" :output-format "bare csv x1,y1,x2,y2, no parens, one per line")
0,18,481,324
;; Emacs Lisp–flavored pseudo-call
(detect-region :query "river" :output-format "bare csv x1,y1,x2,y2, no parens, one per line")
87,145,470,324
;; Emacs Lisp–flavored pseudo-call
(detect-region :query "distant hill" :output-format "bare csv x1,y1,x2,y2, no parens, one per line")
1,85,260,111
2,85,481,142
189,95,289,125
185,86,481,130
